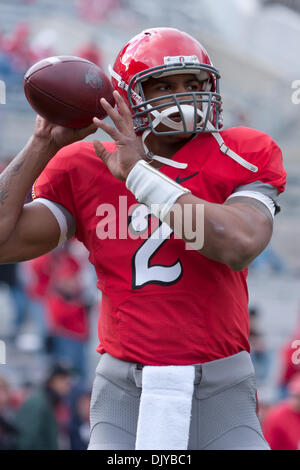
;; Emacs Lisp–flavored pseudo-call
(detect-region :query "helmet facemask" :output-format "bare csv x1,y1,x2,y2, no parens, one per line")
127,59,222,136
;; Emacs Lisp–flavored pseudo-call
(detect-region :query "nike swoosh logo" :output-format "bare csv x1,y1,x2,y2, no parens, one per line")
175,171,199,184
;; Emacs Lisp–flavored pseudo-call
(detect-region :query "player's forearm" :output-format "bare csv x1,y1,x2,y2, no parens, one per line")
167,193,261,271
0,135,57,245
126,161,265,270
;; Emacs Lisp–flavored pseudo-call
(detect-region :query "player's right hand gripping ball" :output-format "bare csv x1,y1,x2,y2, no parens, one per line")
24,56,115,128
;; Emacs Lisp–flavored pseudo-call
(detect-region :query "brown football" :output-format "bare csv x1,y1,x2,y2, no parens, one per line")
24,56,115,128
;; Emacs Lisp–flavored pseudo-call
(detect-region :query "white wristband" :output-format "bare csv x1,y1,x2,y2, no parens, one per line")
126,160,191,221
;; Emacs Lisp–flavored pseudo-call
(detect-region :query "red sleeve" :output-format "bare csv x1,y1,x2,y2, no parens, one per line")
32,142,77,209
223,127,287,195
254,136,286,195
32,140,116,243
32,141,89,242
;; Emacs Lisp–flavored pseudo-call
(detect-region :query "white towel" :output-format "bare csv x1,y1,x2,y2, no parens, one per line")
135,365,195,450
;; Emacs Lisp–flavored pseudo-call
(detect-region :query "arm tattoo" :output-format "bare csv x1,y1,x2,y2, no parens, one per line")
0,158,25,205
11,159,25,176
0,187,9,205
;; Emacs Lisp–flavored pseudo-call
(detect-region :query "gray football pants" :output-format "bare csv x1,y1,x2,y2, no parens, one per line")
88,351,270,450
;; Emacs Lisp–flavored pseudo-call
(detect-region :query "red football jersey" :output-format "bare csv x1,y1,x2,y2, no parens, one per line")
32,127,286,365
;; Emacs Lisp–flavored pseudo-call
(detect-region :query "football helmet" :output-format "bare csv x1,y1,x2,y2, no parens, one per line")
110,27,223,136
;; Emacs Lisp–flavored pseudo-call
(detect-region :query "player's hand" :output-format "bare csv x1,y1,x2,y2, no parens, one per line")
92,91,145,181
32,115,98,153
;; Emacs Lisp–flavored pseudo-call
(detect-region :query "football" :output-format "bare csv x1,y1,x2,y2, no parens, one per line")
24,56,115,128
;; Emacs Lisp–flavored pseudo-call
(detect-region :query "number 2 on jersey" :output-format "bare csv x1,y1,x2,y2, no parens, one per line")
130,205,183,289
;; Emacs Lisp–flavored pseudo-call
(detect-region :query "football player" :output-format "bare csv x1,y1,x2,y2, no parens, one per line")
0,28,286,450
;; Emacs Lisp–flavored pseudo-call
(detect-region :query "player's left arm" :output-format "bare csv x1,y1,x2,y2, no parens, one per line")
170,191,274,271
224,195,273,267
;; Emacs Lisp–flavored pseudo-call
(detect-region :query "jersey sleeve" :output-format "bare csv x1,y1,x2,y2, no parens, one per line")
227,188,277,218
32,140,116,243
32,142,81,240
223,127,287,213
30,198,76,244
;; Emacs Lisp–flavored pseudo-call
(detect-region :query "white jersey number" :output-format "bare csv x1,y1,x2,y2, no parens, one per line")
130,205,182,289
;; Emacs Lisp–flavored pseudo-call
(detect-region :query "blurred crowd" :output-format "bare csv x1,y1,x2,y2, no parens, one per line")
0,20,104,84
0,364,91,450
0,234,98,450
0,0,124,81
249,305,300,450
0,154,98,449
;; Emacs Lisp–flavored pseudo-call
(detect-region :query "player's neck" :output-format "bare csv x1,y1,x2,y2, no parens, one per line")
145,133,193,165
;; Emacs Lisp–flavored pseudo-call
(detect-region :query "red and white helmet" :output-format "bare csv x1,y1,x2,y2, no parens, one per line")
110,27,223,136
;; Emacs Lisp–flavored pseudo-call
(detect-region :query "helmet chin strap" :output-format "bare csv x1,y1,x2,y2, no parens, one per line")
142,128,188,169
142,130,188,169
142,104,258,173
142,104,206,169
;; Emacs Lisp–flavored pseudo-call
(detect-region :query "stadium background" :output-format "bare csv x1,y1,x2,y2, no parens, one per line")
0,0,300,450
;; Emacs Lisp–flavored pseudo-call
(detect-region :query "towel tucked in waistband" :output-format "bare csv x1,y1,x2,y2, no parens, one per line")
135,365,195,450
